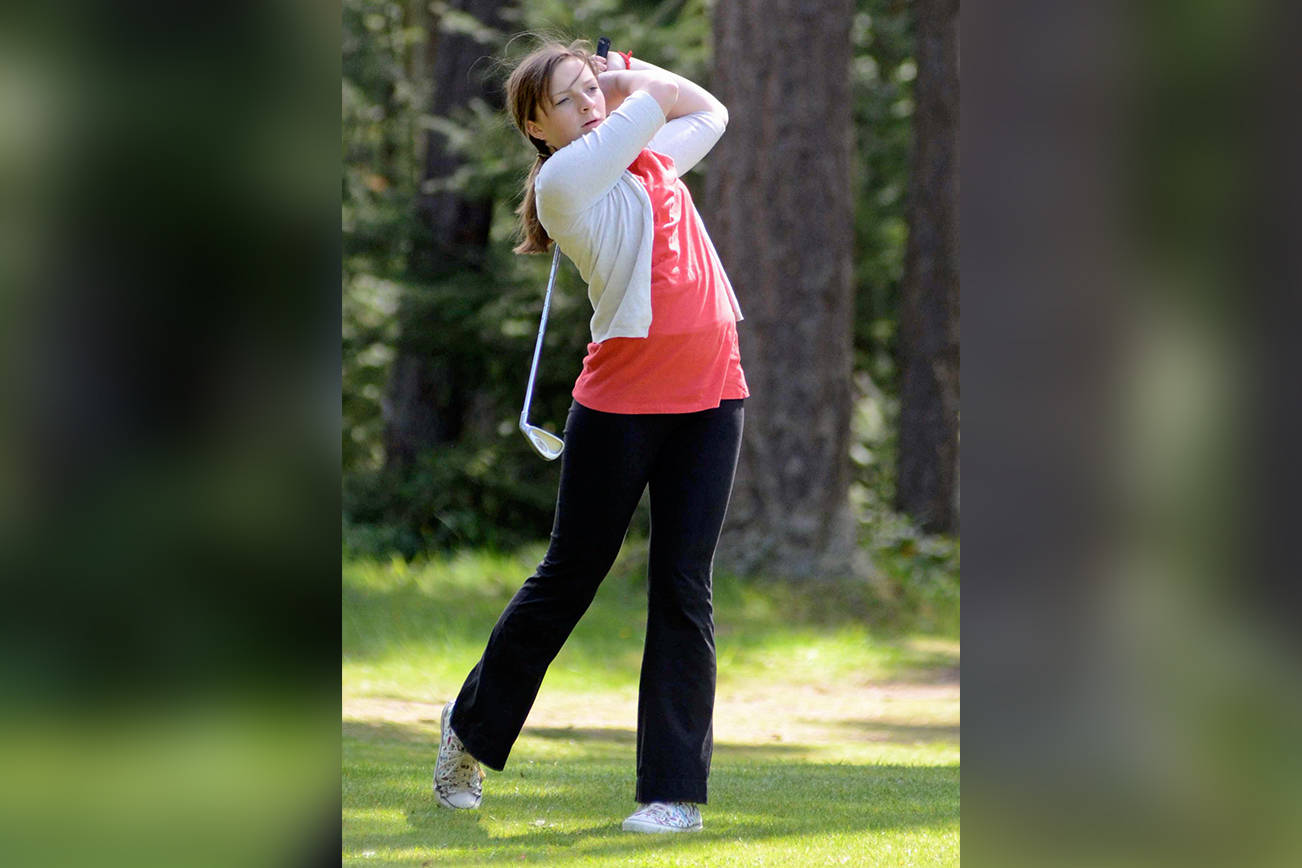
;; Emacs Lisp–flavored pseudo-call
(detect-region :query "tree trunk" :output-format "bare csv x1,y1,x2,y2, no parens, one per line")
383,0,508,470
895,0,960,534
707,0,857,578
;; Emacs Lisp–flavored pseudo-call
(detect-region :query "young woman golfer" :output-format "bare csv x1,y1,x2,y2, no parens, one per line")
434,38,747,834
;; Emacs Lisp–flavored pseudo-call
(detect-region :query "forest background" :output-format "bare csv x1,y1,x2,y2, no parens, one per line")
342,0,959,629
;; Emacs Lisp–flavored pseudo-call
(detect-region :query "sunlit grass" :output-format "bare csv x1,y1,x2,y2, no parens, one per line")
343,543,959,866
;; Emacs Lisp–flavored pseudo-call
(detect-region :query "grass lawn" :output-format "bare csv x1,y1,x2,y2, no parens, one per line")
343,543,959,866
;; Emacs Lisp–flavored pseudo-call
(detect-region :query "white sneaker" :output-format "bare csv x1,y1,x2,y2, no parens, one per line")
433,701,484,809
621,801,703,833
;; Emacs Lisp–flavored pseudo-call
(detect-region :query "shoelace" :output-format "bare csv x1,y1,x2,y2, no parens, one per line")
435,731,481,791
436,757,480,790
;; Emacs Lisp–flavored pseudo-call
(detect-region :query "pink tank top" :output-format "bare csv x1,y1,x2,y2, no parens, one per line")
572,148,748,413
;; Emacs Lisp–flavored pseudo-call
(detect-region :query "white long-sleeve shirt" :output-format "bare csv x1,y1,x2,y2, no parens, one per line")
534,89,743,342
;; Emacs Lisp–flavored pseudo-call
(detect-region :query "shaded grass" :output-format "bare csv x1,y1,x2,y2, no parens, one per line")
343,542,958,697
343,543,959,866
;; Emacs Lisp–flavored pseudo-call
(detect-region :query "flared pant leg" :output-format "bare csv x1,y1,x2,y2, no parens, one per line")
450,398,743,796
449,402,656,770
634,399,744,804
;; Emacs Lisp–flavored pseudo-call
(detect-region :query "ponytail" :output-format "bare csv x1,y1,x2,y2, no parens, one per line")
513,150,552,255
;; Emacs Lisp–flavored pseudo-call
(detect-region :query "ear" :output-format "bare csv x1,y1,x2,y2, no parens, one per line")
525,119,545,141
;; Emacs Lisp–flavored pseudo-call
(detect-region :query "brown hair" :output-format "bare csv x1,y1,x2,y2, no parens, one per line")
504,39,598,254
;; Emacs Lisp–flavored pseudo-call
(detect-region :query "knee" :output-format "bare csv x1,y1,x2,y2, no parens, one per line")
648,558,714,619
539,537,619,580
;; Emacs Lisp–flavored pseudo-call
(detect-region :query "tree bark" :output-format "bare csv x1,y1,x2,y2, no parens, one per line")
383,0,508,470
895,0,960,534
707,0,857,578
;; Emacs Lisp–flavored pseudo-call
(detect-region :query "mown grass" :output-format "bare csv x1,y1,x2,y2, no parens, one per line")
343,542,959,866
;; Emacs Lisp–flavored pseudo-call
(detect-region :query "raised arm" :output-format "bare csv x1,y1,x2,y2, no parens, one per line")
595,51,727,124
597,69,679,119
593,49,728,174
537,49,727,217
534,88,668,217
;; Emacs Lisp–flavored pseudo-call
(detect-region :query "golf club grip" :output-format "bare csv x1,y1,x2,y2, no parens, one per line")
596,37,610,58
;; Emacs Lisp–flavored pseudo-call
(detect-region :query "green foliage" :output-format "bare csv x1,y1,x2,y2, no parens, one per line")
343,0,433,473
850,370,959,633
851,0,915,389
863,513,961,635
342,0,713,545
344,438,561,557
341,0,951,619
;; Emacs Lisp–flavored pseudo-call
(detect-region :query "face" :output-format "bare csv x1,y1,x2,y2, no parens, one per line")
526,57,605,151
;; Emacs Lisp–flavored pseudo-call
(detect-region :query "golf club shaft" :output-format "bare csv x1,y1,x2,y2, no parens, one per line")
521,245,562,425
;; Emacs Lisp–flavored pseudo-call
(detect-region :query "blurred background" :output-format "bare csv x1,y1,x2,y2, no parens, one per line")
0,0,1298,865
0,2,341,867
962,1,1302,866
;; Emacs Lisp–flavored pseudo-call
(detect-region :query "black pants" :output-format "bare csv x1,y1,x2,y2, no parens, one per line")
450,398,744,804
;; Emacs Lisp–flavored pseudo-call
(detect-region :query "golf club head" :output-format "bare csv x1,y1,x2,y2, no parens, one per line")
520,422,564,461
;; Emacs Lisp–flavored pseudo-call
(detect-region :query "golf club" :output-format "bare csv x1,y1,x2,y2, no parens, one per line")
518,36,610,461
519,245,565,460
